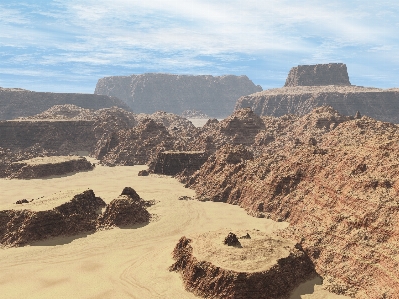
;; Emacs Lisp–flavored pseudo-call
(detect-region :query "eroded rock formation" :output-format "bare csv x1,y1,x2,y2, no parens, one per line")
235,63,399,123
94,74,262,117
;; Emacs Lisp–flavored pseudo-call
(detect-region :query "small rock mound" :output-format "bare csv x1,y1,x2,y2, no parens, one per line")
138,169,149,176
97,187,150,228
223,232,241,246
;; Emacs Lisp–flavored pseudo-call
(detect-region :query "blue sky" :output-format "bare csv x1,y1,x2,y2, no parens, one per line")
1,0,398,93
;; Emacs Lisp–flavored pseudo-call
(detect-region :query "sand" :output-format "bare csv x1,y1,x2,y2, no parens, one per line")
0,159,349,299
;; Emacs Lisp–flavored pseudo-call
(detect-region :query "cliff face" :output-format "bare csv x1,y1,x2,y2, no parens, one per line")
184,107,399,298
235,63,399,123
94,74,262,117
0,87,131,120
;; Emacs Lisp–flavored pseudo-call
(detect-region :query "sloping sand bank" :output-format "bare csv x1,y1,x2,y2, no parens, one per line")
0,161,348,299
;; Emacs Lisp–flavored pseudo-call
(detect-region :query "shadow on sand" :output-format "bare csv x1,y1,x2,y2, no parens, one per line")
29,222,150,247
289,276,323,299
30,231,96,247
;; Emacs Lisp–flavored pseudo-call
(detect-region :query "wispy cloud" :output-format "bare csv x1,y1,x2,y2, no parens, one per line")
1,0,399,92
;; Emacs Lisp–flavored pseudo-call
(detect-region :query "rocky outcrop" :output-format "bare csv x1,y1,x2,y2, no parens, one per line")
1,187,151,247
0,190,106,247
170,231,316,299
184,107,399,298
6,156,94,179
235,63,399,123
0,87,130,120
93,117,193,166
94,74,262,117
97,187,150,228
150,151,209,176
284,63,351,87
187,108,266,154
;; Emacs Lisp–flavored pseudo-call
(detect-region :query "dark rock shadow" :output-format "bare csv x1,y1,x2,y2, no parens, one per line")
117,221,150,230
29,231,96,246
289,275,323,299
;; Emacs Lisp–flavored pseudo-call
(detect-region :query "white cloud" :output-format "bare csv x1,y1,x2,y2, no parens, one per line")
1,0,399,91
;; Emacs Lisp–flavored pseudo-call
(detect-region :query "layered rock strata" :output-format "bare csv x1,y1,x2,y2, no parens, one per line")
184,107,399,297
6,156,94,179
94,74,262,117
150,151,209,176
170,230,316,299
0,87,130,120
235,63,399,123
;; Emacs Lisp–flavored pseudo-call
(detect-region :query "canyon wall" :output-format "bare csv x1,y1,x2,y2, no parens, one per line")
0,120,96,153
0,87,130,120
94,74,262,117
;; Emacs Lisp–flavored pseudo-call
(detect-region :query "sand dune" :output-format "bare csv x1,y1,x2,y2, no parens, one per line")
0,161,348,298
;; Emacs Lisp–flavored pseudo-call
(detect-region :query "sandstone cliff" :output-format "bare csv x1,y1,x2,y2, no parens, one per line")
0,87,130,120
184,107,399,298
235,63,399,123
94,74,262,117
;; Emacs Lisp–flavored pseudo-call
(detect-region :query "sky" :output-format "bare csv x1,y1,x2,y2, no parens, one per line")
1,0,398,93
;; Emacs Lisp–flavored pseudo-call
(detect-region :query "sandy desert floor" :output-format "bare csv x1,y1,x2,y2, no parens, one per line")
0,159,349,299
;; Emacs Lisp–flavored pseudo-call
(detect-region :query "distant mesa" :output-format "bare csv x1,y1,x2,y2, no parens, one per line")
235,62,399,123
94,74,262,117
284,63,351,87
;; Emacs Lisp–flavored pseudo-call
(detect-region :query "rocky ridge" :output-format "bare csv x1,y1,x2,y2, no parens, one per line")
183,107,399,298
94,73,262,117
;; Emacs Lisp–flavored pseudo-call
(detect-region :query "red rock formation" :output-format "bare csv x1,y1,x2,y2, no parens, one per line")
185,107,399,298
